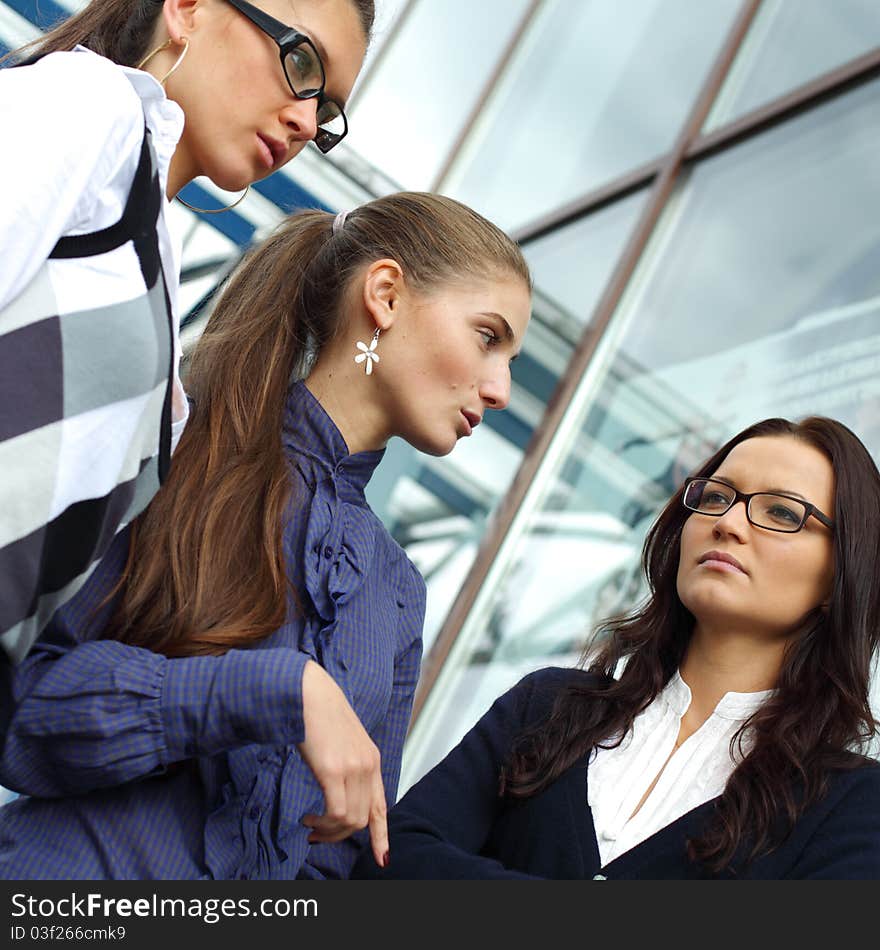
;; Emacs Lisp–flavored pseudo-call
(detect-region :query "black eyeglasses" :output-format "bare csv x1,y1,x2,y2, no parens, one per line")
682,477,834,534
224,0,348,153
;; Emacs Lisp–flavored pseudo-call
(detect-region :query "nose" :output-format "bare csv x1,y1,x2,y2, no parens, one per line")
479,366,511,411
281,97,319,144
711,500,749,542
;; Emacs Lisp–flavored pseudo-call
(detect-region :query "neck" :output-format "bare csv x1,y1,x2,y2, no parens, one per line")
136,58,193,199
166,155,186,200
679,624,782,726
166,142,197,200
304,350,391,456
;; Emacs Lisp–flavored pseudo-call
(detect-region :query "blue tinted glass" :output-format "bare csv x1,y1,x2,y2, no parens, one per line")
707,0,880,129
442,0,741,231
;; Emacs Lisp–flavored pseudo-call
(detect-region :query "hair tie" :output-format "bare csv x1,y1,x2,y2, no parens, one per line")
332,209,350,235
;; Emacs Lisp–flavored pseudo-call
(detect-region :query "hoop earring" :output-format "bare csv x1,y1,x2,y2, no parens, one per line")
138,36,248,214
137,36,189,86
176,186,250,214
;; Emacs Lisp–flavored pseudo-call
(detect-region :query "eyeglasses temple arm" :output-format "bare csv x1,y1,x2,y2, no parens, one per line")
229,0,290,42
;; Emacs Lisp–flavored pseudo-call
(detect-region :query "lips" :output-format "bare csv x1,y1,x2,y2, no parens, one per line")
462,410,481,429
461,410,482,436
257,134,287,169
698,550,747,575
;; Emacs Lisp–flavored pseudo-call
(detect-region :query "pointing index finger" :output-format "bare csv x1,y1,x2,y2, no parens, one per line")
369,774,389,868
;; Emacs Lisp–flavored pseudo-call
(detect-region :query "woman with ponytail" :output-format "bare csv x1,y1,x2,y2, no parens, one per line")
0,191,532,879
353,416,880,879
0,0,372,666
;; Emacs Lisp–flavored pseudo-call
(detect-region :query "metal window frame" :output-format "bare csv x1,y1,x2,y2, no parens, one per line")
408,0,880,727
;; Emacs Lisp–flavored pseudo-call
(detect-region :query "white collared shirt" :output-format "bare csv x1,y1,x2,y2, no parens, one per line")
0,45,189,443
588,671,772,867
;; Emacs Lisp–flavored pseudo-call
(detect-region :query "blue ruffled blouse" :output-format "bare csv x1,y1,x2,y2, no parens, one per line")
0,381,426,880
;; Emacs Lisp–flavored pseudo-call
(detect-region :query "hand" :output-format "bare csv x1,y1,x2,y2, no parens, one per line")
298,660,389,868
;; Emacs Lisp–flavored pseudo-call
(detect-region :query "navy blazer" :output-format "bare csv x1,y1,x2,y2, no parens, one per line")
352,667,880,880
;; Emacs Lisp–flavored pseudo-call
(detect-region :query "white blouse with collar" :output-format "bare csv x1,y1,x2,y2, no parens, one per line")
0,46,189,444
588,671,772,867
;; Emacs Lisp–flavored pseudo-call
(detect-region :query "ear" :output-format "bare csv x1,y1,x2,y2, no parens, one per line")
161,0,203,41
361,259,406,332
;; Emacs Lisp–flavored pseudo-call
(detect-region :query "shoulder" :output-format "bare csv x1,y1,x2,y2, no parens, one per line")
829,758,880,797
22,49,143,140
498,666,604,727
799,758,880,832
780,758,880,877
19,48,139,101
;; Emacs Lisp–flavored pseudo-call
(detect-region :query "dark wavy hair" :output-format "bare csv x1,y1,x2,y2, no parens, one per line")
501,416,880,873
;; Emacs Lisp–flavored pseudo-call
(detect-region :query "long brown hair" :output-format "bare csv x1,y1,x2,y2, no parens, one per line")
105,192,530,658
6,0,375,66
501,416,880,873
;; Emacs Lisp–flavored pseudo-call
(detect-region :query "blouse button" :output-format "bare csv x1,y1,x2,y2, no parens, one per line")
323,546,333,559
248,806,261,821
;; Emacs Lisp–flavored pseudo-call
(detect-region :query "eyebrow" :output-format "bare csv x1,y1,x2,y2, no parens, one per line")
711,475,807,500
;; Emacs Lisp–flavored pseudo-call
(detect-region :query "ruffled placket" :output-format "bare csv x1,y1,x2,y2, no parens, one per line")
294,452,378,703
203,382,386,879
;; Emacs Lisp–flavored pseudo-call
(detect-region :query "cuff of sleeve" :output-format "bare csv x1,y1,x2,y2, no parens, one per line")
161,648,310,761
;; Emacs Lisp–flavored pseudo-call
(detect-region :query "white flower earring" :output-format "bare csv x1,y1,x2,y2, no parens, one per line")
354,328,381,376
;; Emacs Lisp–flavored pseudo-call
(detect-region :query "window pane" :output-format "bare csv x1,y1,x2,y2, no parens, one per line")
346,0,532,189
403,77,880,790
441,0,741,232
524,190,648,335
707,0,880,130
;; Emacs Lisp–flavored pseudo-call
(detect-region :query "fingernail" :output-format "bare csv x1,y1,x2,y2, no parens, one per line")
382,851,390,868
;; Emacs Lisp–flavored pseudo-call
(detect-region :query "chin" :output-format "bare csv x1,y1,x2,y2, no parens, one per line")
681,591,751,631
202,159,259,193
210,172,258,191
411,433,458,458
679,584,737,620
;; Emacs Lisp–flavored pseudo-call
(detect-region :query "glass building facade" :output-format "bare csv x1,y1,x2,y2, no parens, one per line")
3,0,879,797
347,0,880,790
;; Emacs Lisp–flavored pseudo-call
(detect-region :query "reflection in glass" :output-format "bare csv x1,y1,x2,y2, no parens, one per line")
524,190,647,335
346,0,531,190
707,0,880,130
402,77,880,791
368,422,530,659
441,0,740,231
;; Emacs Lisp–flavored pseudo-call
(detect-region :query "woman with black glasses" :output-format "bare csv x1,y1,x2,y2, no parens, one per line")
353,415,880,879
0,0,371,668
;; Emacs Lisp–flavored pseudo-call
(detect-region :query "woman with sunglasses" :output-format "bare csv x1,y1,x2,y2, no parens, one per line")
0,191,532,879
0,0,370,668
353,416,880,880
